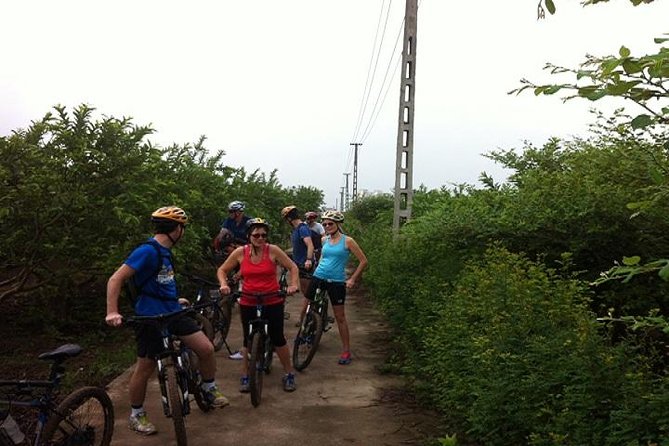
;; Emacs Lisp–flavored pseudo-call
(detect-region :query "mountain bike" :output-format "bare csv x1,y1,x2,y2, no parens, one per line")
235,290,285,407
183,273,237,354
125,304,215,446
0,343,114,446
292,277,336,371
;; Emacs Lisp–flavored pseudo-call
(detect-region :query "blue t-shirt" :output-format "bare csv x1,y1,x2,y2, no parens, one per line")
222,215,252,243
314,235,349,282
291,222,313,266
125,238,180,316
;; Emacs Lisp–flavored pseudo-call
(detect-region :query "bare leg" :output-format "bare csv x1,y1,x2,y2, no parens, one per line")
274,344,295,374
181,331,216,380
332,304,350,352
129,357,157,406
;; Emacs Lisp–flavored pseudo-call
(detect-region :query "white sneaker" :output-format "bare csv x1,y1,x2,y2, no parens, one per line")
229,351,244,360
128,411,157,435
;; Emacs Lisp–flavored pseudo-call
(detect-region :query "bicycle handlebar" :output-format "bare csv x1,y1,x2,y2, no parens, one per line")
124,301,214,327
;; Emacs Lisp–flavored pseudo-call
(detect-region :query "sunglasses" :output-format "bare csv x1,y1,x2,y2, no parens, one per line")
251,233,268,239
322,222,336,227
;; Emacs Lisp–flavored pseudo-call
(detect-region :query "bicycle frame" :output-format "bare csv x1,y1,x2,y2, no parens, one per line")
0,380,56,446
0,344,113,446
186,273,237,354
236,290,285,407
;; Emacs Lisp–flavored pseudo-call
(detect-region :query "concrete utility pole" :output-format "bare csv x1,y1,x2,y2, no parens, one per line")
350,143,362,203
393,0,417,232
340,187,345,212
343,172,351,211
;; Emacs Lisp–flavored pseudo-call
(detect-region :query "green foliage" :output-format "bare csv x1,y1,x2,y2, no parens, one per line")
537,0,655,19
356,107,669,443
0,104,323,323
369,245,668,445
347,193,393,225
511,35,668,131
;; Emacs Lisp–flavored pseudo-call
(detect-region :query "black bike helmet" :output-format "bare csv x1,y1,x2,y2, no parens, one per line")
245,217,270,236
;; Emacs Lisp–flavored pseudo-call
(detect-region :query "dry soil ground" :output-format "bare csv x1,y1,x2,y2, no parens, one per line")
106,288,441,446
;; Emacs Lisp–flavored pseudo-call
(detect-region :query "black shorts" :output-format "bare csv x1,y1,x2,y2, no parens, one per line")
239,303,287,348
305,277,346,306
135,314,201,359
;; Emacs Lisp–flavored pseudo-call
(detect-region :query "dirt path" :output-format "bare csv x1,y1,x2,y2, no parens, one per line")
106,288,440,446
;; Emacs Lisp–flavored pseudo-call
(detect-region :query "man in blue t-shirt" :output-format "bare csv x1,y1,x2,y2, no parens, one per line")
222,200,252,245
105,206,229,436
281,205,315,291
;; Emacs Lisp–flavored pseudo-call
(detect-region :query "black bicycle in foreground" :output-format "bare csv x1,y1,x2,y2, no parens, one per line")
0,344,114,446
233,290,286,407
292,275,336,371
125,304,217,446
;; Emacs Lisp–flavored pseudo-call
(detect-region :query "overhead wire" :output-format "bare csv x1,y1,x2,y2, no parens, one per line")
351,0,394,143
360,0,422,144
340,0,423,207
359,18,405,143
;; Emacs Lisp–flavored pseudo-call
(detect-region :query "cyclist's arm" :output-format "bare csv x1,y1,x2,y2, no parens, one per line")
217,246,243,294
106,264,135,326
271,245,300,294
345,237,368,287
302,234,315,269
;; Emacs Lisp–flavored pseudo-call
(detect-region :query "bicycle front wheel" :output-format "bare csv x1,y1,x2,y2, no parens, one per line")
166,363,188,446
41,386,114,446
263,336,274,375
248,332,265,407
292,309,323,371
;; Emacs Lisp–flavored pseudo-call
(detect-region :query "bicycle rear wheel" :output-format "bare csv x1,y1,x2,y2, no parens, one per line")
41,386,114,446
248,332,265,407
212,296,233,352
184,350,213,413
292,309,323,371
166,363,188,446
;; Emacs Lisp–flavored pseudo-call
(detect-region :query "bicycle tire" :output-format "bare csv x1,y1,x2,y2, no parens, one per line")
263,336,274,375
292,309,323,371
212,298,233,352
41,386,114,446
166,363,188,446
184,350,212,413
248,332,264,407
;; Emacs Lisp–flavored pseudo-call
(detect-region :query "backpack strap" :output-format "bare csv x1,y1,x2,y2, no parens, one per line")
131,240,175,302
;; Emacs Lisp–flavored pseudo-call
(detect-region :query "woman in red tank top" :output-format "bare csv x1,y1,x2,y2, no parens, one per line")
217,218,300,392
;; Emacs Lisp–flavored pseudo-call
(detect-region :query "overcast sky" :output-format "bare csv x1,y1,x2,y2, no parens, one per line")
2,1,668,209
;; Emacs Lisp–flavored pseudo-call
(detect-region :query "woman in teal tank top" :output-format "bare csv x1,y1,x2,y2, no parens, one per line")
303,210,368,365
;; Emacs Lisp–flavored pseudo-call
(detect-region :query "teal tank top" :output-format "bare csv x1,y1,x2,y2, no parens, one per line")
314,234,349,282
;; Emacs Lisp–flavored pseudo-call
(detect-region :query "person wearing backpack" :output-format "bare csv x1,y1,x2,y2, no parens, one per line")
105,206,229,436
305,211,324,261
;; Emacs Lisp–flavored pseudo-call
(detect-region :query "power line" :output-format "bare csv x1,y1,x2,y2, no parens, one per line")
360,18,405,143
351,0,394,142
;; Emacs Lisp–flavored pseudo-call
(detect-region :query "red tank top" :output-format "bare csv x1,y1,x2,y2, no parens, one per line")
239,244,281,306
